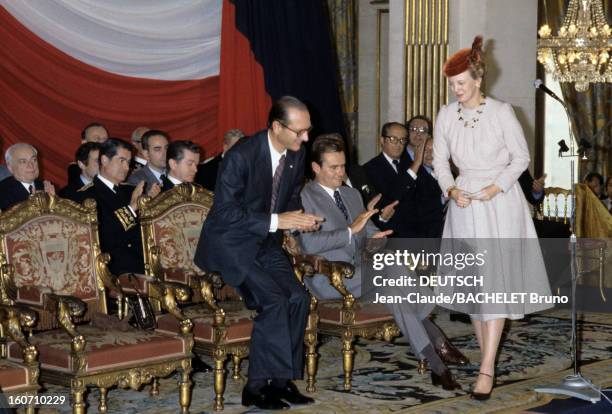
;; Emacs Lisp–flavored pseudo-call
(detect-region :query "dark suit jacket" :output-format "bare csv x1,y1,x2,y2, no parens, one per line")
195,154,222,191
416,168,445,238
346,163,377,205
58,177,87,202
363,152,418,237
66,162,81,185
0,176,43,211
76,177,144,275
0,164,10,182
518,169,544,206
194,130,304,286
160,175,175,192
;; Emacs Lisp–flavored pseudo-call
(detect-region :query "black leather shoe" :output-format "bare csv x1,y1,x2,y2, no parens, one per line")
450,313,471,324
431,369,462,391
435,339,469,366
272,381,314,405
242,386,290,410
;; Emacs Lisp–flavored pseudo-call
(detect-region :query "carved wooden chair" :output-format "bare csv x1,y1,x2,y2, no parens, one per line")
0,193,194,414
283,235,401,391
138,183,319,411
0,299,39,414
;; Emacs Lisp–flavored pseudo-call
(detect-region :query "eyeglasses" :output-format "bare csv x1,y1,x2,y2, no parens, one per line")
383,136,408,145
278,121,313,138
409,126,430,134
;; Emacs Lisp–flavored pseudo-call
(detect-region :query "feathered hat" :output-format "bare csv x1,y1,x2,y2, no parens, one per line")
443,35,483,77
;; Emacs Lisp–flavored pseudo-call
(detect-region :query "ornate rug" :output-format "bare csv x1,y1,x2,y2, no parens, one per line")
31,309,612,413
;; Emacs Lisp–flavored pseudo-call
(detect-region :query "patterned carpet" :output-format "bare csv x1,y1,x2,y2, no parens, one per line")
29,309,612,413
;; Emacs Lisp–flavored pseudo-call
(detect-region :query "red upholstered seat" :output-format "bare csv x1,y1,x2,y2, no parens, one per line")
8,325,187,373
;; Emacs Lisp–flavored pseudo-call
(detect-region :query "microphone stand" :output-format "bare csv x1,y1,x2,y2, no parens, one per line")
534,99,601,403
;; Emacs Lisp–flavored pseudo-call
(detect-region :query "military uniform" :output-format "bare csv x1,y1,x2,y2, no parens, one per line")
77,176,144,276
59,177,89,202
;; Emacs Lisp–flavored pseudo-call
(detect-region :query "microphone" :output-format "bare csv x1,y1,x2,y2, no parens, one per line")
534,79,565,105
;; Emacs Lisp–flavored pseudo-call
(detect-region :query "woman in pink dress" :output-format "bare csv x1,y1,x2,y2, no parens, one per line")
433,36,552,400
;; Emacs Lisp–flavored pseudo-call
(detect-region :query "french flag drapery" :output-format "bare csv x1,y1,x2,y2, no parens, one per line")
0,0,343,186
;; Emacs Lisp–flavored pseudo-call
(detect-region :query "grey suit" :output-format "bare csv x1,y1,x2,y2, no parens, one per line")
0,164,10,182
299,181,435,357
127,165,163,189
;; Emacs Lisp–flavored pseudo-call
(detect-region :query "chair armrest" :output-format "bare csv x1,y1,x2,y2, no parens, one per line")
0,303,38,364
291,253,356,308
126,274,193,334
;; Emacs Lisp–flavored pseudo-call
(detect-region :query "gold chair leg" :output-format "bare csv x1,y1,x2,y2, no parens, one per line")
24,402,35,414
179,359,193,414
213,349,227,411
305,330,318,393
231,354,242,380
98,387,108,413
150,378,160,396
71,379,86,414
342,330,355,391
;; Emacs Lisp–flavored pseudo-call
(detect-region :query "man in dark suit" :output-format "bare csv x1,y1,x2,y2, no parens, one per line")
127,130,168,192
405,115,431,163
194,96,322,410
76,138,158,276
364,122,421,237
161,140,201,191
59,142,100,202
0,143,54,211
299,134,464,390
195,128,244,191
67,123,108,184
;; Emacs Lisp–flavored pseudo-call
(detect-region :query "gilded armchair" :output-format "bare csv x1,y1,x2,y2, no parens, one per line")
138,183,320,411
0,299,39,414
0,192,194,414
284,234,401,391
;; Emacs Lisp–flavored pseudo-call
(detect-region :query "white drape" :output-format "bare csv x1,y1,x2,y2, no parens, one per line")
1,0,221,80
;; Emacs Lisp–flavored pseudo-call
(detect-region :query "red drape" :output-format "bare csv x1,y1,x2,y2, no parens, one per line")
0,6,219,187
217,0,271,140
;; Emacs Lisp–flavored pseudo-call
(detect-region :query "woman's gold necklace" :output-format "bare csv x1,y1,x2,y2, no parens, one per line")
457,96,486,128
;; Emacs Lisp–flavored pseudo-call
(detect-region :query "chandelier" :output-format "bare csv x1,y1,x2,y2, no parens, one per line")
537,0,612,92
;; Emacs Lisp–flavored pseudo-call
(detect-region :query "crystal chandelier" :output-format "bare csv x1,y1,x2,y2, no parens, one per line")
537,0,612,92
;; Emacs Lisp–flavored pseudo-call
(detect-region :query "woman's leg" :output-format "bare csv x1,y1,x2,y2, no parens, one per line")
474,318,505,393
472,318,484,350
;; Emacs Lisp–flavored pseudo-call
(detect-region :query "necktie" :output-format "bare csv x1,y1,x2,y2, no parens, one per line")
392,159,400,173
113,185,119,193
160,174,167,183
270,154,286,213
333,190,349,221
28,184,34,195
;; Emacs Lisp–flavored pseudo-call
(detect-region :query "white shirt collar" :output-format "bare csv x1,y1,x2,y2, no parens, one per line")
147,165,164,182
317,182,339,199
168,175,182,185
382,152,400,172
135,156,147,166
268,131,287,176
97,174,118,192
19,180,34,192
80,175,93,185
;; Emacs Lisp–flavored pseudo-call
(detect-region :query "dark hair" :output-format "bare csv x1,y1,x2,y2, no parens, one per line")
81,123,107,141
584,172,604,186
406,115,433,134
75,142,100,165
141,130,170,151
267,96,308,128
381,122,407,138
99,138,133,162
167,140,200,164
311,133,345,166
